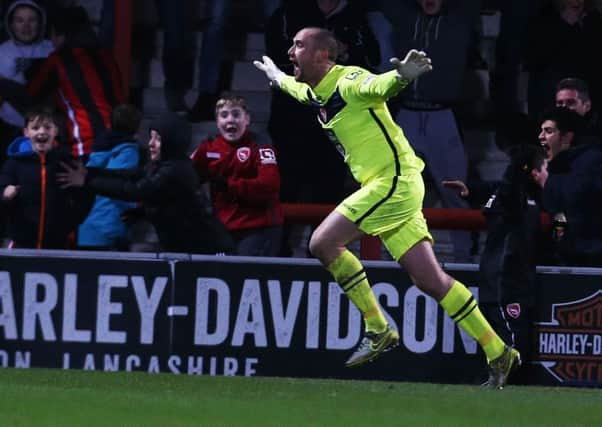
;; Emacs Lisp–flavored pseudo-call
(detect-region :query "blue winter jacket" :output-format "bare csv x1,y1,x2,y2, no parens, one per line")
77,131,140,248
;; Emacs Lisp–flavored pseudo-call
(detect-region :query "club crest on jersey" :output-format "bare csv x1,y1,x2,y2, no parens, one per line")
506,303,521,319
236,147,251,162
319,108,328,123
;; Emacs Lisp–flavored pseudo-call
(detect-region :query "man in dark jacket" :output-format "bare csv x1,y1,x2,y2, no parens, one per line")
444,144,549,384
538,107,602,267
478,145,548,384
58,112,234,255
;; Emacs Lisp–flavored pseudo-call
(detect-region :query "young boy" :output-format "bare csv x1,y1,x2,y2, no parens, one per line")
77,104,142,250
190,95,283,256
0,105,93,248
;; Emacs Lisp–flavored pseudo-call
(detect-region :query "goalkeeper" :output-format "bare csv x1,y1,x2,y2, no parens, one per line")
254,27,519,388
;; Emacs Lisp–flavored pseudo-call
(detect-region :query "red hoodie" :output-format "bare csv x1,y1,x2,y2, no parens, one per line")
191,133,283,231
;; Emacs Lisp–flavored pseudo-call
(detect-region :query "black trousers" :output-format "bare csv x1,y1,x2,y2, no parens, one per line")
481,302,535,385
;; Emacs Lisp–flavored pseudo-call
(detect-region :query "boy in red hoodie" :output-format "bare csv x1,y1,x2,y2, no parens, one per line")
191,95,283,256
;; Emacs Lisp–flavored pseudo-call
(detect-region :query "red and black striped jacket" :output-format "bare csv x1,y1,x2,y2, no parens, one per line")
27,47,125,158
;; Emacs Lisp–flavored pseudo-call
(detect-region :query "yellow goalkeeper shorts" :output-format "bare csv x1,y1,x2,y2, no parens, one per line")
335,171,433,261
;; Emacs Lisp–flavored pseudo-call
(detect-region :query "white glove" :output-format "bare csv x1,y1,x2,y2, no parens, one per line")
253,55,285,87
389,49,433,82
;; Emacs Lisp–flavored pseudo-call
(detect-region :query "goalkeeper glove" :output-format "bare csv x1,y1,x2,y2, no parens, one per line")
253,55,285,87
389,49,433,82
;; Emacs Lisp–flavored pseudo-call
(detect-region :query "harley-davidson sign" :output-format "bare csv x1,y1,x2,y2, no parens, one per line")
534,291,602,385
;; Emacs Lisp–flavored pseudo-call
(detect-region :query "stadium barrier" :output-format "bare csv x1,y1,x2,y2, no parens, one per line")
281,203,552,260
1,247,600,387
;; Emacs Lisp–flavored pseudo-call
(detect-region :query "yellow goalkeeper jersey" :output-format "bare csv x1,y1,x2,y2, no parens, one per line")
279,65,424,186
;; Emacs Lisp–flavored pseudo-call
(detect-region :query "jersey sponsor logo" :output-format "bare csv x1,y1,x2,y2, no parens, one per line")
362,76,375,85
236,147,251,162
345,70,363,81
534,290,602,385
506,303,521,319
207,152,220,159
259,148,277,165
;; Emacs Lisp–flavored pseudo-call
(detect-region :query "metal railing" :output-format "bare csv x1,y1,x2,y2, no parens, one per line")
282,203,551,260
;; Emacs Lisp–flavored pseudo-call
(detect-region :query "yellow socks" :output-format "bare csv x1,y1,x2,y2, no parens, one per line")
440,281,505,362
327,250,387,333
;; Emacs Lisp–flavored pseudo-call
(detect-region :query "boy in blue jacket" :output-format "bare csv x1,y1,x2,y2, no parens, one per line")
77,104,142,250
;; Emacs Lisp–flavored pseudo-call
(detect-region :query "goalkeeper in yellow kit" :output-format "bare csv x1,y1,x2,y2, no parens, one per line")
254,27,519,388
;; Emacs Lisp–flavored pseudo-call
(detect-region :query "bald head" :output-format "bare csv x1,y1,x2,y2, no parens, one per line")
303,27,338,62
288,27,338,87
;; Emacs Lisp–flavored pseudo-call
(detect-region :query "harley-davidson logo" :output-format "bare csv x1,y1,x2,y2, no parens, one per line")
534,291,602,385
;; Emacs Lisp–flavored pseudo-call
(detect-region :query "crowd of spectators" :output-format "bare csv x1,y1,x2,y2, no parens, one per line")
1,0,601,271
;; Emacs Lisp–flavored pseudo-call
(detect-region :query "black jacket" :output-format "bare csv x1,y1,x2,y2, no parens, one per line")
0,139,93,248
543,141,602,266
84,113,234,254
478,160,545,306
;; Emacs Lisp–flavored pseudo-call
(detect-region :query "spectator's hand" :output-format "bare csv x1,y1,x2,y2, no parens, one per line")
210,175,228,192
253,56,285,87
121,206,145,225
2,185,19,200
57,160,87,188
390,50,432,81
442,180,470,198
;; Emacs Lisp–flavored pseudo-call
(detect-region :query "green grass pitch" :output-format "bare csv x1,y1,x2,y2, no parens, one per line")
0,368,600,427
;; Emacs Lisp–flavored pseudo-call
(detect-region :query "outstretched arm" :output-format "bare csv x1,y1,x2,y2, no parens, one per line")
345,50,433,101
253,56,286,88
253,55,311,104
389,49,433,83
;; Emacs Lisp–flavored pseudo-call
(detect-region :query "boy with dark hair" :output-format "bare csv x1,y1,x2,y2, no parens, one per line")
538,106,602,267
77,104,143,250
0,104,92,248
111,103,143,136
538,106,587,160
